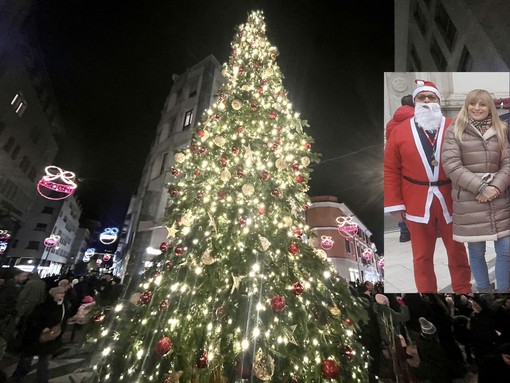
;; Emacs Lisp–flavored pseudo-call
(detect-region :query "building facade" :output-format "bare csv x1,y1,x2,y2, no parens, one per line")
0,0,63,259
395,0,510,72
306,196,381,283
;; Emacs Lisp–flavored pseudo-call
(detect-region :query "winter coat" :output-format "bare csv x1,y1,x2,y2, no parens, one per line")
20,296,67,356
385,104,414,141
15,277,48,319
442,124,510,242
372,302,410,345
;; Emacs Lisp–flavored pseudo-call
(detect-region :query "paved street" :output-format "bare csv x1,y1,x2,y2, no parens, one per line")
384,214,496,293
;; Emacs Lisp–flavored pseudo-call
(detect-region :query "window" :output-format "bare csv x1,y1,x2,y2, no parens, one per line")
410,46,422,71
11,93,28,117
160,152,169,175
26,241,40,250
188,77,199,98
10,144,20,160
430,37,447,70
42,206,54,214
183,110,193,129
19,156,30,173
3,137,15,153
34,223,48,231
458,46,472,71
28,167,37,182
435,2,457,51
413,4,427,36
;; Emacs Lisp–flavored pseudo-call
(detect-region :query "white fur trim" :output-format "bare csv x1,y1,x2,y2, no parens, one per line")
413,86,441,101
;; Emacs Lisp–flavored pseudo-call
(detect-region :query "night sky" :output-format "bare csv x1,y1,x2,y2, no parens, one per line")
34,0,393,252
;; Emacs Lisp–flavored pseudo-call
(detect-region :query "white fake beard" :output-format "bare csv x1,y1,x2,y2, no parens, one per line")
414,102,442,132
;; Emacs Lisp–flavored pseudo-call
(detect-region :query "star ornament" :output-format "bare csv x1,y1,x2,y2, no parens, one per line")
230,273,246,294
166,223,178,239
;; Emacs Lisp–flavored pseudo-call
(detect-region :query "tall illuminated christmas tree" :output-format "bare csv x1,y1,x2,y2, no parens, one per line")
96,10,369,383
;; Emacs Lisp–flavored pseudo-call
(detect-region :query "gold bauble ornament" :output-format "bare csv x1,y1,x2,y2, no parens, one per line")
129,293,141,305
213,136,226,148
241,84,250,92
253,349,275,381
175,153,186,163
180,211,193,227
242,183,255,196
231,99,242,110
301,156,311,166
282,216,292,227
330,305,341,316
220,170,231,182
201,249,216,265
263,67,274,78
275,158,287,170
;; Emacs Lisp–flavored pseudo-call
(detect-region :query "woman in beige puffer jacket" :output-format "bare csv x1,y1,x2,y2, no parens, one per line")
442,89,510,293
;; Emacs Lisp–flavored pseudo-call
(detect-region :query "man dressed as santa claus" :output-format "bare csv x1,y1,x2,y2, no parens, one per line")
384,79,472,293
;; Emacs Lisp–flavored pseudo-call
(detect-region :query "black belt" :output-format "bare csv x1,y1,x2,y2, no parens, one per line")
403,175,451,186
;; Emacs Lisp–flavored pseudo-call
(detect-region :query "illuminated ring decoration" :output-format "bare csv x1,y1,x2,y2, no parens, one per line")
37,166,78,201
362,248,374,261
320,235,334,250
336,216,358,238
85,248,96,257
82,255,91,263
0,241,8,254
44,234,60,248
103,254,111,262
99,228,119,245
0,230,11,241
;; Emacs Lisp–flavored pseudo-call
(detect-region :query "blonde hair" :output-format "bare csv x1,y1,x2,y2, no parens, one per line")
454,89,508,150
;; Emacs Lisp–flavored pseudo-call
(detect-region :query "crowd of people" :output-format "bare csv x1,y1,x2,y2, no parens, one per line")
352,281,510,383
385,79,510,293
0,267,124,382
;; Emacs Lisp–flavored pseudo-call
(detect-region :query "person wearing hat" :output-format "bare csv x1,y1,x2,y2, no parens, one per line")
477,342,510,382
410,317,455,383
442,89,510,293
385,78,472,293
10,286,68,382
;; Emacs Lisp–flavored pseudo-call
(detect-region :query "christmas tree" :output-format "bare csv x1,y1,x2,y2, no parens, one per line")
95,10,370,383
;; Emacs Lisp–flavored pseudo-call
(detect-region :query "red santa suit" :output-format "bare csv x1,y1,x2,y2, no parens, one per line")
384,116,471,293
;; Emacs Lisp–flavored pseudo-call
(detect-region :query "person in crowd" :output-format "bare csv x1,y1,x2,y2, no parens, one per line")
11,286,68,383
469,295,499,367
67,295,96,343
442,89,510,293
494,296,510,345
357,284,381,383
410,317,455,383
477,342,510,382
386,94,415,243
384,79,472,293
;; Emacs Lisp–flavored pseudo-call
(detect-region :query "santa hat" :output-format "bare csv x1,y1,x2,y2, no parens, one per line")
413,79,441,101
375,293,389,306
82,295,94,304
419,317,437,335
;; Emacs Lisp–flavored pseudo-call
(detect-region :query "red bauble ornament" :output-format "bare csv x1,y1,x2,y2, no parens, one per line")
344,318,354,326
139,291,153,305
271,188,281,198
304,142,312,150
262,142,269,149
159,242,169,252
258,206,266,215
292,282,304,295
220,157,228,167
236,168,245,178
152,271,161,280
291,163,300,172
93,312,106,323
295,175,305,183
170,168,180,177
269,110,278,119
199,147,207,155
166,260,173,270
260,171,270,181
197,130,205,138
232,146,240,155
288,243,300,255
343,345,355,361
238,216,247,227
250,103,257,111
322,359,339,379
196,351,208,369
174,246,185,256
271,294,286,312
236,126,244,134
159,299,169,311
194,169,202,176
217,189,227,200
271,144,278,152
155,336,172,355
190,144,198,152
303,204,310,210
214,114,222,121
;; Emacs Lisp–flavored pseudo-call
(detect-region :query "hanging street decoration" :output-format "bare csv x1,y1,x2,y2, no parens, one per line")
0,241,7,254
362,248,374,261
99,228,119,245
103,254,112,262
43,234,60,248
320,235,334,250
379,257,385,270
336,216,359,239
37,165,78,200
0,230,11,241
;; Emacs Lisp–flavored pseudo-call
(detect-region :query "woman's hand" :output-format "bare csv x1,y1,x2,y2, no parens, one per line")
476,185,500,203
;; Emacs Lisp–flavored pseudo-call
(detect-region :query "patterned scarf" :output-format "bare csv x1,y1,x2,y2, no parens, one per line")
468,115,492,136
